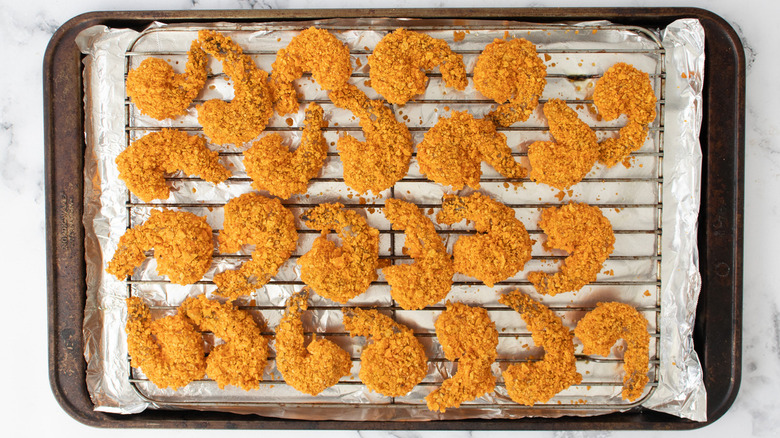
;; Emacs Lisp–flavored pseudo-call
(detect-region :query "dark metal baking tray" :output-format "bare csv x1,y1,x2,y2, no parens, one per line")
45,7,743,430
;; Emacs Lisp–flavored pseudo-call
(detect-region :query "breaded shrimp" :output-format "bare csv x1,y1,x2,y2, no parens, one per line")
597,120,649,168
417,111,527,190
382,199,454,310
126,40,208,120
575,302,650,401
106,209,213,285
527,98,599,190
197,30,274,145
473,38,547,127
528,203,615,296
368,28,468,105
213,193,298,299
328,84,413,195
243,103,328,199
436,192,533,287
499,290,582,406
271,27,352,115
425,302,498,412
180,295,269,390
274,289,352,395
298,203,381,303
343,308,428,397
125,297,206,389
116,128,231,202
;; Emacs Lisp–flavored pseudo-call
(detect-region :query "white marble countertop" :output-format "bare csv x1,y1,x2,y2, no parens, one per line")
3,0,776,436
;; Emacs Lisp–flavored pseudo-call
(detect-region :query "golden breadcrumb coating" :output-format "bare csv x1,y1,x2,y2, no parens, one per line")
425,302,498,413
382,199,455,310
343,308,428,397
528,98,599,190
180,295,268,390
125,297,206,389
473,38,547,127
298,203,381,303
328,84,413,194
368,28,468,105
274,289,352,395
417,111,527,190
528,203,615,296
575,302,650,401
593,63,657,167
116,128,231,202
437,192,533,287
107,209,213,285
126,40,208,120
499,290,582,406
213,193,298,299
243,103,327,199
197,30,274,145
271,27,353,115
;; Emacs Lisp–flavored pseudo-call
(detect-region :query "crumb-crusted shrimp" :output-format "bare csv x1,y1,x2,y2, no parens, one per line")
298,203,381,303
416,111,527,190
593,63,657,167
436,192,533,287
575,302,650,401
180,295,269,390
116,128,231,202
499,290,582,406
527,98,599,190
106,209,213,285
271,27,352,115
213,193,298,299
125,297,206,389
342,308,428,397
425,302,498,413
126,40,208,120
382,199,454,310
473,38,547,127
328,84,413,194
243,103,327,199
197,30,274,145
274,289,352,395
528,203,615,296
368,28,468,105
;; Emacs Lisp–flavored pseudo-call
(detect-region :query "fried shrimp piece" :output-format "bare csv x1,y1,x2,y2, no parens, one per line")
382,199,454,310
425,302,498,412
417,111,527,190
436,192,533,287
116,129,231,202
106,209,213,285
592,63,657,167
274,289,352,395
180,295,269,390
343,308,428,396
125,297,206,389
298,203,381,303
271,27,352,115
499,290,582,406
328,84,413,194
368,28,468,105
243,103,327,199
213,193,298,299
197,30,274,145
528,203,615,296
473,38,547,127
575,302,650,401
527,98,599,190
126,40,208,120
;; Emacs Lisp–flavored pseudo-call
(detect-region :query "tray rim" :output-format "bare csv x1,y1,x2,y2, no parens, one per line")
44,6,744,430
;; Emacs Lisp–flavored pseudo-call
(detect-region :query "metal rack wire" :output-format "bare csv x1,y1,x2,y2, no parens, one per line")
120,22,665,415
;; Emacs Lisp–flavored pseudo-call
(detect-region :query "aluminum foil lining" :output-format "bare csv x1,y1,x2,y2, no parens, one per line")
77,17,706,421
